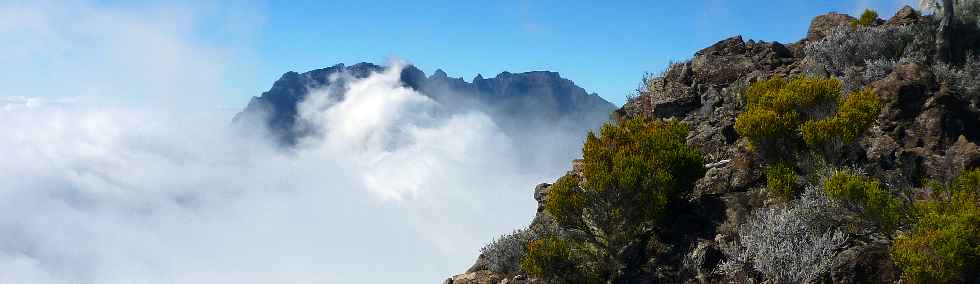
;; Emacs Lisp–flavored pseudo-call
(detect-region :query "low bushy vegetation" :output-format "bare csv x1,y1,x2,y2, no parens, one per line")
524,117,706,283
735,76,881,162
765,163,799,200
735,76,842,155
823,170,903,232
718,186,847,283
480,225,555,274
934,54,980,101
801,88,882,152
851,9,880,27
891,168,980,283
863,58,898,82
521,237,595,284
805,24,915,77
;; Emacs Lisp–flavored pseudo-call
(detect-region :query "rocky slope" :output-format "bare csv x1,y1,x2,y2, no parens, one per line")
449,6,980,283
233,63,617,146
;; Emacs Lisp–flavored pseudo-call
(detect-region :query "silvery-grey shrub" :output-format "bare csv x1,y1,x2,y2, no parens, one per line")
480,225,555,274
863,56,922,83
962,56,980,98
717,187,847,283
863,58,898,82
934,55,980,100
805,25,914,76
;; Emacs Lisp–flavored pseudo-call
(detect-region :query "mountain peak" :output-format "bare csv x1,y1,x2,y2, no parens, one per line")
235,63,616,145
431,69,448,79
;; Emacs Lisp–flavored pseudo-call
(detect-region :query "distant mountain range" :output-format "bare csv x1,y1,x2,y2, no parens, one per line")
234,62,617,145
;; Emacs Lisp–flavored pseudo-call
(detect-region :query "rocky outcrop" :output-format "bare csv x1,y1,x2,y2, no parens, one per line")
443,271,539,284
451,7,980,283
631,8,978,283
886,6,920,27
234,63,616,145
831,239,899,284
806,12,856,42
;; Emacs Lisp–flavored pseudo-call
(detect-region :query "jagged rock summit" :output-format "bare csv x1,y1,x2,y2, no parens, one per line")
234,62,617,145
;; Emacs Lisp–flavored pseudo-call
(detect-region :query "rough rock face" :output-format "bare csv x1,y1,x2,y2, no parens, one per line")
234,63,616,145
443,271,539,284
870,63,980,185
452,6,979,283
629,8,975,283
886,5,920,27
806,12,856,42
831,240,899,284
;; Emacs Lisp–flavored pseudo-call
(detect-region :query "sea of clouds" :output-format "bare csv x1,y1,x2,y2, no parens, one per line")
0,63,588,283
0,1,598,282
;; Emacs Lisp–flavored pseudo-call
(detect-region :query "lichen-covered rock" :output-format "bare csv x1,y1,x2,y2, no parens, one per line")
444,271,504,284
532,183,550,213
807,12,856,42
830,240,899,284
445,272,539,284
874,63,934,122
946,136,980,178
681,240,725,283
886,5,920,27
692,36,756,87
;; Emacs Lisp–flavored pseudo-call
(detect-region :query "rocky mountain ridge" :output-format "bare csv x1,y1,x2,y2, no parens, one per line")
234,62,617,145
449,5,980,283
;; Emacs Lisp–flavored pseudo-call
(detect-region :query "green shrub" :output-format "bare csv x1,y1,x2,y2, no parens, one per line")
520,237,595,284
734,76,882,163
544,175,585,228
536,117,705,282
823,170,902,232
766,163,798,200
890,169,980,283
576,117,704,226
735,76,842,155
951,167,980,194
802,88,881,147
891,169,980,283
851,9,879,27
734,108,794,151
480,225,556,274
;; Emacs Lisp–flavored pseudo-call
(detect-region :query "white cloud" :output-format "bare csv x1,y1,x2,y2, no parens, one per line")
0,2,590,282
0,62,577,283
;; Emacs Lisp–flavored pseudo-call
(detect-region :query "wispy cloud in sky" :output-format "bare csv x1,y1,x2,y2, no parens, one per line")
0,0,259,107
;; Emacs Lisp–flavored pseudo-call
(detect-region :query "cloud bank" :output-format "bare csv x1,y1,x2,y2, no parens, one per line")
0,60,585,283
0,1,597,283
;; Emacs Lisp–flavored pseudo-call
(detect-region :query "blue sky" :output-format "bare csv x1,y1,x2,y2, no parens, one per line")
250,0,917,106
3,0,918,108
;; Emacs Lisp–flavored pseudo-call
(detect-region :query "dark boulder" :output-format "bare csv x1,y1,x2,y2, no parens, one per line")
831,240,899,284
887,5,921,26
806,12,856,42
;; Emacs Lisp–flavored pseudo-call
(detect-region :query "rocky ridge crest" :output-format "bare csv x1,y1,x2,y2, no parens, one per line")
448,6,980,283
